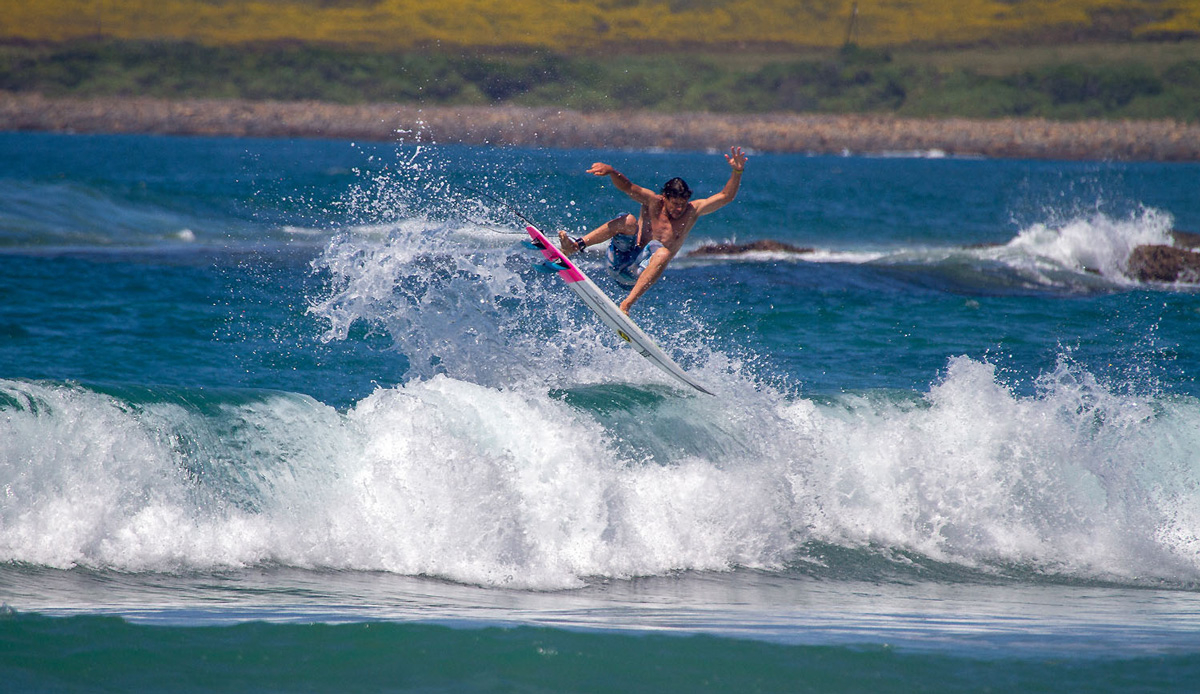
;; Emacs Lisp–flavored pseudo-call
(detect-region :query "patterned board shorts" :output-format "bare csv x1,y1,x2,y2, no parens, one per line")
606,234,664,287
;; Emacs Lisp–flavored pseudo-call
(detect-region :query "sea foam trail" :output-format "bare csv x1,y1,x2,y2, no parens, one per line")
3,361,1199,590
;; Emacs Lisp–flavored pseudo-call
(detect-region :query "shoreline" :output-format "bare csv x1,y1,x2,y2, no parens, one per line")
3,92,1199,161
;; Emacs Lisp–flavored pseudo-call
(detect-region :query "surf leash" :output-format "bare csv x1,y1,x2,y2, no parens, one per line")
463,185,580,272
462,185,544,231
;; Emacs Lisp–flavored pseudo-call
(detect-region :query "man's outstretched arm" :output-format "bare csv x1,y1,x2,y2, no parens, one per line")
692,146,748,216
588,162,658,205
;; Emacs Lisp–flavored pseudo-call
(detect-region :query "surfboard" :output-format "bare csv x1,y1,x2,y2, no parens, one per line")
525,225,714,395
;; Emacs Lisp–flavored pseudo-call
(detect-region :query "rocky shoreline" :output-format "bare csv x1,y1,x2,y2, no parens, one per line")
3,92,1200,161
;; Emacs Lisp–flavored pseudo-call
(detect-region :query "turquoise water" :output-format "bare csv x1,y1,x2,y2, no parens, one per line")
3,131,1200,691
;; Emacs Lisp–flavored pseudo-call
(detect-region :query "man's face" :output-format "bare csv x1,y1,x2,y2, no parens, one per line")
664,195,690,220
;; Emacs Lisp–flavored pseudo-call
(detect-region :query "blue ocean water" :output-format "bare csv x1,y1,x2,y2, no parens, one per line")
3,131,1200,691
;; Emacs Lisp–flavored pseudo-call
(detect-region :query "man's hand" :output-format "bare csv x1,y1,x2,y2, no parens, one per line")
588,162,615,177
725,146,747,172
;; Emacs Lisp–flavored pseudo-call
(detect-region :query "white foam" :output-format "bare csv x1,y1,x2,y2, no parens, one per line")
996,207,1174,283
790,356,1200,580
0,377,790,588
3,357,1200,590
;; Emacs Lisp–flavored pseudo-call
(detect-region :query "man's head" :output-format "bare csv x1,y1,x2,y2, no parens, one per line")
660,177,692,219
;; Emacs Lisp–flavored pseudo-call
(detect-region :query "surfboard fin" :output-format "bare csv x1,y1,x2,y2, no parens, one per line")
523,240,547,250
534,260,570,274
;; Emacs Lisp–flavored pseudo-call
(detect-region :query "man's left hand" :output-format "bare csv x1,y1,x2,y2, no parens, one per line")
725,146,748,172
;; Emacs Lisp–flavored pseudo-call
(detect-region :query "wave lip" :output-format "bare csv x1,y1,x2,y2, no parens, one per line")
4,356,1200,592
0,377,790,588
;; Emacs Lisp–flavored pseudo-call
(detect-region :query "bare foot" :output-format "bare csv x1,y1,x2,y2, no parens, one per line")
557,230,580,256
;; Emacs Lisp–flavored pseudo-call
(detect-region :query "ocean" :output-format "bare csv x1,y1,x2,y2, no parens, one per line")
2,130,1200,692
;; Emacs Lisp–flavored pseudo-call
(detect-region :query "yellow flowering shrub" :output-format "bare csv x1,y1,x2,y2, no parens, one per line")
3,0,1196,49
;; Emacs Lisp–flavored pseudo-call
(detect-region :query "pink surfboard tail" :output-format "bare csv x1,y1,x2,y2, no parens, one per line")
527,226,586,283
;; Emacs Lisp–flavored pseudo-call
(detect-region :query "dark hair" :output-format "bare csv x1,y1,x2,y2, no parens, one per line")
661,177,692,200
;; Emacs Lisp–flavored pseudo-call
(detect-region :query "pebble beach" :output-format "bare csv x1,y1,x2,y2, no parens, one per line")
3,92,1198,161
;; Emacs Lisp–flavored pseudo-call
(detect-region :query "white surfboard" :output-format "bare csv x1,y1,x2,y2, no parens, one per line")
525,225,713,395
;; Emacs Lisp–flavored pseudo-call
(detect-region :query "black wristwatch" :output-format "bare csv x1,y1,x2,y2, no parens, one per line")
573,236,587,251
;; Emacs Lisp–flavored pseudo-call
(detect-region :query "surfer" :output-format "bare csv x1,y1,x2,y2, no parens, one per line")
558,146,747,313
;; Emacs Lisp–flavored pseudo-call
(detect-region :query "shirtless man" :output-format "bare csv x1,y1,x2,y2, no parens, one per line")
558,146,748,314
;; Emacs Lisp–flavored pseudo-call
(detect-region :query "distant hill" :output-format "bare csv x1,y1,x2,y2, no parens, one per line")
4,2,1199,121
7,0,1200,51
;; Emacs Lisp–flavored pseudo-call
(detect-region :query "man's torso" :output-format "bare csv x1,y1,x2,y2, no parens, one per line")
638,198,698,253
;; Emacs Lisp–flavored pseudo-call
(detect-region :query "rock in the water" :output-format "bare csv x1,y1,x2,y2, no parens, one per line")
1127,244,1200,282
687,239,814,256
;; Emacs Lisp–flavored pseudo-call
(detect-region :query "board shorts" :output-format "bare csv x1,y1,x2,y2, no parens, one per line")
607,234,664,287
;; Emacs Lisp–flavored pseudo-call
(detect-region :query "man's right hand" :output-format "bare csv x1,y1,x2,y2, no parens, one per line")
587,163,614,177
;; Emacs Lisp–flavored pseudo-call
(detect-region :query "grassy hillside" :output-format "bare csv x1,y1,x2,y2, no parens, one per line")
6,0,1200,51
4,40,1198,121
3,1,1199,121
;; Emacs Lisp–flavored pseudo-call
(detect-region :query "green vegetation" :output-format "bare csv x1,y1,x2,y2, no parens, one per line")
4,1,1199,121
3,40,1199,121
